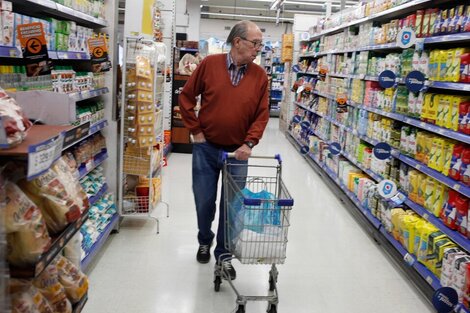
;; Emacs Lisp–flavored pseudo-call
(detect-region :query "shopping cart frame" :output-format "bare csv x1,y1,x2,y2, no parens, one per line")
214,153,294,313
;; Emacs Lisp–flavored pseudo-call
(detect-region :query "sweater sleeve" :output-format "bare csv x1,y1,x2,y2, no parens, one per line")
178,59,206,135
244,76,269,145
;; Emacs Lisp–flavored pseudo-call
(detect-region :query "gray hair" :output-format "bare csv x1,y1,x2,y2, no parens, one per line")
226,20,253,45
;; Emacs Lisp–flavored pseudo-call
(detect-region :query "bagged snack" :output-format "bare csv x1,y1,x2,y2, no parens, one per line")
0,87,32,147
18,163,83,234
10,279,54,313
33,264,72,313
5,182,51,267
56,255,88,303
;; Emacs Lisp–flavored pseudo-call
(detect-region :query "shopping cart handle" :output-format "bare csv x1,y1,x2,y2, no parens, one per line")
222,152,283,164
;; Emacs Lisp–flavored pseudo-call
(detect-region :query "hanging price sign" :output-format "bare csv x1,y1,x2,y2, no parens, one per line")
88,37,112,72
378,70,397,89
27,132,65,180
329,142,341,156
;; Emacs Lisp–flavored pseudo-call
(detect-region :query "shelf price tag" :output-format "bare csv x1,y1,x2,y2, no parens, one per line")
403,253,415,266
27,132,65,180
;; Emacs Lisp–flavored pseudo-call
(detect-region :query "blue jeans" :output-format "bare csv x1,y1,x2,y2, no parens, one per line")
192,142,247,262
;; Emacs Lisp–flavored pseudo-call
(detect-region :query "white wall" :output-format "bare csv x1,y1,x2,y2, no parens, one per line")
186,0,201,41
199,18,292,43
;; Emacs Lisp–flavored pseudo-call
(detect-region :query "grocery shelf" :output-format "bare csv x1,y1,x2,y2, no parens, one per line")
398,153,470,198
424,32,470,44
294,101,324,117
78,149,109,179
10,207,90,278
49,51,90,60
379,228,442,290
88,184,109,207
13,0,108,27
69,88,109,101
426,81,470,92
63,120,109,151
81,213,119,272
405,200,470,254
0,125,69,152
354,104,470,145
0,46,21,58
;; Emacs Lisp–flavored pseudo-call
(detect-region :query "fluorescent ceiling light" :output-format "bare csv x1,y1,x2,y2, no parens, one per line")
285,0,356,5
201,5,323,15
202,12,294,21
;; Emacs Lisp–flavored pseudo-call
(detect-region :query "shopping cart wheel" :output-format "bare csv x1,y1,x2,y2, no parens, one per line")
236,305,245,313
267,304,277,313
214,276,221,292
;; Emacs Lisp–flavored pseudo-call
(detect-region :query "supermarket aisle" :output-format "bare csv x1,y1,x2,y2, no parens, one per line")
83,119,434,313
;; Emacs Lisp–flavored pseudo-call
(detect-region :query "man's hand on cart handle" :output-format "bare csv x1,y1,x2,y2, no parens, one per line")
234,144,252,161
192,132,206,143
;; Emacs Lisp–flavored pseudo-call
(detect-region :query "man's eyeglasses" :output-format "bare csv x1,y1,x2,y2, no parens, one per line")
240,37,264,49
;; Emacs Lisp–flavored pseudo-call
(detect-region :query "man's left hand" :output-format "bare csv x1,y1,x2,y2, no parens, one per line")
234,144,252,161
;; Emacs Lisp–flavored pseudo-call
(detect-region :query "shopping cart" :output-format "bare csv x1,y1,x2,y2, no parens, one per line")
214,153,294,313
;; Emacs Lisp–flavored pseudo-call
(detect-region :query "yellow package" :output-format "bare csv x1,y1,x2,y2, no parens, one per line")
416,224,439,264
413,220,426,256
391,208,407,241
442,141,455,176
431,239,455,276
421,93,433,121
417,173,427,206
402,214,420,253
429,50,438,80
432,183,447,217
449,48,469,82
425,232,446,268
446,96,461,131
427,94,439,124
439,50,449,82
415,132,426,163
443,49,455,81
436,96,446,127
428,138,439,170
424,134,435,165
424,177,436,212
409,170,420,202
439,95,452,128
434,138,446,172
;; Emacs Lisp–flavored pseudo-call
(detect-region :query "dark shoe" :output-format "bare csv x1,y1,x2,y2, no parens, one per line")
197,244,211,263
218,259,236,280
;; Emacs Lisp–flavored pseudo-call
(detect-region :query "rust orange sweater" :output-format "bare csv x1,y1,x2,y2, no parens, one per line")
178,53,269,147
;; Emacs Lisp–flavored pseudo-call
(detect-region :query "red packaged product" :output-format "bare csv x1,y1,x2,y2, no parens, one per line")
455,195,469,236
450,145,465,181
459,101,469,134
461,53,470,84
415,10,425,38
441,190,458,230
461,148,470,186
408,14,417,30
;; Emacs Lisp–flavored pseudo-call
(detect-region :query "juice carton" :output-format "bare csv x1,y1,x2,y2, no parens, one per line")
424,177,436,212
443,141,456,176
432,183,447,217
449,144,464,181
441,190,459,229
460,147,470,186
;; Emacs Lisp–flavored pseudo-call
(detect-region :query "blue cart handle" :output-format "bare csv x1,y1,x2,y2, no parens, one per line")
223,152,282,164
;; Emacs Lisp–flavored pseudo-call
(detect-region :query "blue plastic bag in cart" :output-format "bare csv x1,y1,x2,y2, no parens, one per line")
230,188,281,242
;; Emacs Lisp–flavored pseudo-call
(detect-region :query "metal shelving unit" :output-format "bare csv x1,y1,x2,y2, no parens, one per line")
291,0,470,309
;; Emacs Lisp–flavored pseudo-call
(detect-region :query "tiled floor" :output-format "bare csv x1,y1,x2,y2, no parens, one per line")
83,119,434,313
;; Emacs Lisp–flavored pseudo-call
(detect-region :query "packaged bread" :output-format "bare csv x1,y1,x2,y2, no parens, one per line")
18,163,84,234
56,255,88,303
33,264,72,313
51,156,89,213
10,279,54,313
0,87,32,147
5,182,51,266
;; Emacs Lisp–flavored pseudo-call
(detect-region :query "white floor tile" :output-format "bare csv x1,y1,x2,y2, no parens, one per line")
83,119,435,313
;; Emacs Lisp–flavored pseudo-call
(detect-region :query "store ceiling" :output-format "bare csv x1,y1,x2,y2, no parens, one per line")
118,0,361,25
